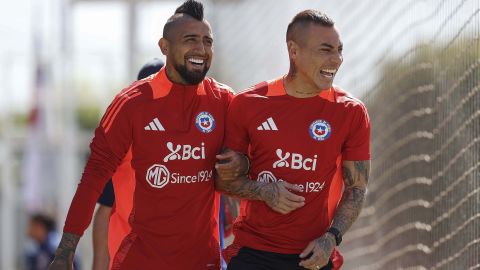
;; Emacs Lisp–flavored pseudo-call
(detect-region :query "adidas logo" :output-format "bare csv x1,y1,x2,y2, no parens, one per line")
257,117,278,131
145,118,165,131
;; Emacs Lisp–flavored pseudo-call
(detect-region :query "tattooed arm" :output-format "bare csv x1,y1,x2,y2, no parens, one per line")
48,233,81,270
299,160,370,270
215,167,305,215
215,175,305,214
331,160,369,233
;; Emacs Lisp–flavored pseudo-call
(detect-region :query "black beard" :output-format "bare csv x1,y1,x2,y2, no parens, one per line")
174,62,209,85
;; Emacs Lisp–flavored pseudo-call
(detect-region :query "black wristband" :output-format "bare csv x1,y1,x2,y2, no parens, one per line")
327,227,342,246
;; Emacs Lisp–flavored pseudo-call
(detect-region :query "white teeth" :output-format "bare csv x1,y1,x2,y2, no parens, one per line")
322,69,337,74
188,58,204,64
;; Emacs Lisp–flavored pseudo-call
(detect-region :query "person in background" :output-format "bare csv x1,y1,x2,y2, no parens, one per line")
91,58,164,270
26,213,80,270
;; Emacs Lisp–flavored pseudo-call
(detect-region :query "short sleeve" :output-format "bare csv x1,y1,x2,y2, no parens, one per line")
97,179,115,207
224,96,250,154
342,104,371,160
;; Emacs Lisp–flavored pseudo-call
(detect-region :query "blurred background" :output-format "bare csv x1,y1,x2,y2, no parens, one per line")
0,0,478,269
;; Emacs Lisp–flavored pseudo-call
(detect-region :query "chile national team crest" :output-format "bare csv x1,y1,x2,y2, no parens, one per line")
309,120,332,141
195,111,215,133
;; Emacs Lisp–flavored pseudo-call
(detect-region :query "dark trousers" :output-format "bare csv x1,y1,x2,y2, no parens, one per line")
227,247,334,270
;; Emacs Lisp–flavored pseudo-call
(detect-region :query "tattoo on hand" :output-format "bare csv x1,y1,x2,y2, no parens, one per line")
260,183,280,207
317,234,335,253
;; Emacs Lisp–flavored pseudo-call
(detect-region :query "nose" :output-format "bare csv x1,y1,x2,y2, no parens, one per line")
192,40,207,55
331,52,343,65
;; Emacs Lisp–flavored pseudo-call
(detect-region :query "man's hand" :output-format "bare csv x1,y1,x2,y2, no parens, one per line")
263,181,305,214
298,233,335,270
215,149,249,181
48,233,80,270
49,258,73,270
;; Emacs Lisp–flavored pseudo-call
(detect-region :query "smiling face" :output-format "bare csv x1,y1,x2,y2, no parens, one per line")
160,15,213,85
288,23,343,91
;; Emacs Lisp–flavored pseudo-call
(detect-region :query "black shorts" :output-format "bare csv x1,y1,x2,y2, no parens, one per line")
227,246,334,270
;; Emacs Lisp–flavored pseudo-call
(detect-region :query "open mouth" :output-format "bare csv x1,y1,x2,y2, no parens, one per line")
187,57,205,67
320,68,337,78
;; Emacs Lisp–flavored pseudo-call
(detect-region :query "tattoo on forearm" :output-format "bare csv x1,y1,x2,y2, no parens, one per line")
342,166,354,186
222,175,263,199
332,161,369,235
53,233,80,269
332,186,366,234
216,176,279,206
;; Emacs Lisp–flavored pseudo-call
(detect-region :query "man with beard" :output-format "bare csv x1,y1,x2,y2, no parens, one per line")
49,1,255,269
216,10,370,270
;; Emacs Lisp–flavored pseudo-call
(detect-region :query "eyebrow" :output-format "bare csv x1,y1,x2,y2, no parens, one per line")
183,34,213,40
320,43,334,49
183,34,199,39
320,43,343,49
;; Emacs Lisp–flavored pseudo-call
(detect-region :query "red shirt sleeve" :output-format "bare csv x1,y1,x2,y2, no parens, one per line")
224,95,249,154
63,89,138,236
342,103,371,161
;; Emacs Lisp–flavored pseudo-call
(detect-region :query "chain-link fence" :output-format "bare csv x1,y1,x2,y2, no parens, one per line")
336,1,479,269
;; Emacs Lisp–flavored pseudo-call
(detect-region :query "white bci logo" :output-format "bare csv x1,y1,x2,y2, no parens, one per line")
272,149,317,171
163,142,206,162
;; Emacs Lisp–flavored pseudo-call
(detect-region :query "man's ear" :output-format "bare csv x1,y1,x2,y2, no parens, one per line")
159,37,169,56
287,40,299,61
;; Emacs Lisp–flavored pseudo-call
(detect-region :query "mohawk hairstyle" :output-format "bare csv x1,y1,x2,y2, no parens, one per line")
163,0,204,39
175,0,204,21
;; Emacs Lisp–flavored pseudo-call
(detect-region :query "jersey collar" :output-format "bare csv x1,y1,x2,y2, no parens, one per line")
266,76,335,102
150,67,206,99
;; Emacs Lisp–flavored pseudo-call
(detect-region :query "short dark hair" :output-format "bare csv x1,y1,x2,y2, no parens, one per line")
31,214,56,232
137,58,164,80
175,0,204,20
163,0,205,39
286,10,335,42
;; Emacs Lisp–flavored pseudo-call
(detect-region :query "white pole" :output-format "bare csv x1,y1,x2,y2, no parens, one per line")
127,1,138,79
56,0,77,224
0,55,16,270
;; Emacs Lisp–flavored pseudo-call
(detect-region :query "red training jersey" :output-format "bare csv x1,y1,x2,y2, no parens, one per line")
63,67,234,270
224,77,370,255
